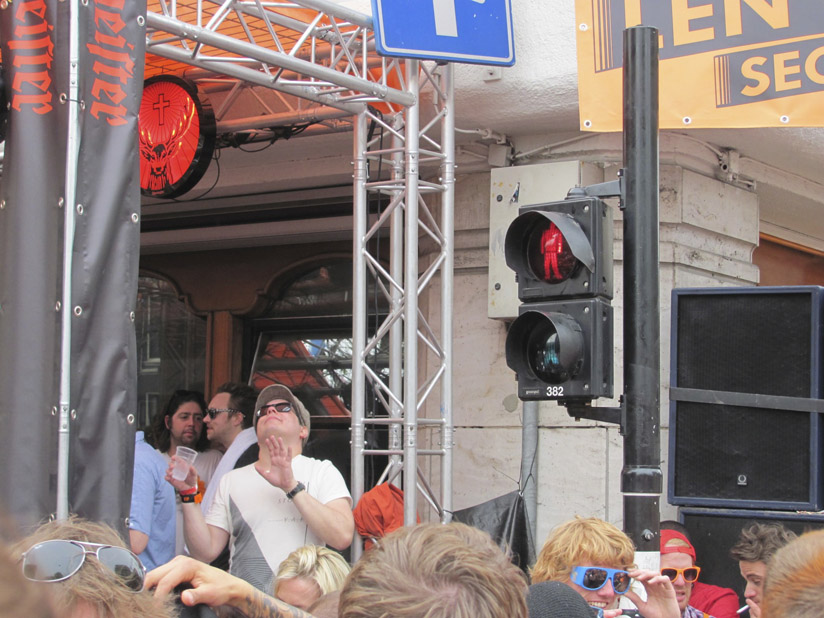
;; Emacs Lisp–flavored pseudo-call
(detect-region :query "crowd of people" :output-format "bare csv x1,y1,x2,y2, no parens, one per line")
4,382,824,618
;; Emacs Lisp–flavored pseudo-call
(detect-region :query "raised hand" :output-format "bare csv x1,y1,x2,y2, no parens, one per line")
165,456,198,493
255,435,297,492
623,569,680,618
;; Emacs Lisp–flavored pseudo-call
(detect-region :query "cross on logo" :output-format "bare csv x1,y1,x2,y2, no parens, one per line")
153,93,171,125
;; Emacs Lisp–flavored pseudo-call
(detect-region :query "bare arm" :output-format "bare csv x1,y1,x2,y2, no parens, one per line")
288,494,354,550
180,503,230,562
165,457,230,562
255,436,354,549
146,556,315,618
129,529,149,555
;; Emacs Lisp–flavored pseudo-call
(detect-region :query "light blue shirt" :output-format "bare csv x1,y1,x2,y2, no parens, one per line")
129,431,176,570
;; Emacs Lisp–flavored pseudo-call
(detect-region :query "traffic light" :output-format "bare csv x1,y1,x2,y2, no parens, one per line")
504,196,613,401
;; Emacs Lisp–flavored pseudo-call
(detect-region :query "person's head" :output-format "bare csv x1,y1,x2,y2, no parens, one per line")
730,522,797,607
526,581,596,618
0,542,55,618
531,516,635,611
204,383,257,448
273,545,350,611
307,590,341,618
761,529,824,618
339,522,528,618
306,590,341,618
150,390,208,454
660,529,699,612
254,384,311,449
12,516,173,618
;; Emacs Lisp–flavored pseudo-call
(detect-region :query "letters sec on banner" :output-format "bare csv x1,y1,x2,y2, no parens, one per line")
714,36,824,108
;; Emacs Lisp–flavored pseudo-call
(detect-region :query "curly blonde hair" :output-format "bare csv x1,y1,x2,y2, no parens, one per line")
12,516,173,618
531,516,636,583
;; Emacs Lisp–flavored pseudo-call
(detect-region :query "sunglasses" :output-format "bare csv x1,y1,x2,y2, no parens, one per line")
20,539,146,592
570,566,632,594
661,566,701,583
255,402,293,419
206,407,241,419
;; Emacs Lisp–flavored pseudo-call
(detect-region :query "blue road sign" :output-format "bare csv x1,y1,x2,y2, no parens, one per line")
372,0,515,66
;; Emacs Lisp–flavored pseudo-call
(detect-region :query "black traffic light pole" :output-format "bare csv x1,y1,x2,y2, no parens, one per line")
621,26,662,554
503,25,662,553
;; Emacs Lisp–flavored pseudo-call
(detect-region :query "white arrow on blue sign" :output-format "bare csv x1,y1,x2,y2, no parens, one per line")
371,0,515,66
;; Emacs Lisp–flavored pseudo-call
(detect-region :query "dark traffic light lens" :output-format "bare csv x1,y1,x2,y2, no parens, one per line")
526,320,571,384
526,221,579,284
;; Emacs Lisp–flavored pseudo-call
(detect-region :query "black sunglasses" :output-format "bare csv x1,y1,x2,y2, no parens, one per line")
206,407,241,419
20,539,146,591
255,402,293,418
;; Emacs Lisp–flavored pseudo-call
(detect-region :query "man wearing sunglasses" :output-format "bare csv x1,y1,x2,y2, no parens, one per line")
169,383,353,593
198,382,260,514
661,521,738,618
660,529,713,618
531,516,680,618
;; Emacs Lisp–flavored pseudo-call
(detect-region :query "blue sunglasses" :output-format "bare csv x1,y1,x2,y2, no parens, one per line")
570,566,632,594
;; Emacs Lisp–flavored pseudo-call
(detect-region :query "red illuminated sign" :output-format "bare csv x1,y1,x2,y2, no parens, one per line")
139,76,215,198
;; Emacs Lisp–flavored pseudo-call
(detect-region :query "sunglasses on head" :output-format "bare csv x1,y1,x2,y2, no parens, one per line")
255,402,293,419
206,407,241,419
661,566,701,583
20,539,146,592
570,566,632,594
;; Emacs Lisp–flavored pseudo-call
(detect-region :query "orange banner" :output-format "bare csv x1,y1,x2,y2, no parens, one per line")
575,0,824,130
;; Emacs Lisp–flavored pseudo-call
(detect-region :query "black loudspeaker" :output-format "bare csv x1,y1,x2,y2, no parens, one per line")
669,286,824,510
680,508,824,606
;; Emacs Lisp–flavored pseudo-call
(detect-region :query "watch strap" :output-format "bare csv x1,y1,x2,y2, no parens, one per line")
286,481,306,500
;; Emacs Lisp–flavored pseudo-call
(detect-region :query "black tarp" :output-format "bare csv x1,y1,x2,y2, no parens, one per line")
0,0,146,533
452,490,537,573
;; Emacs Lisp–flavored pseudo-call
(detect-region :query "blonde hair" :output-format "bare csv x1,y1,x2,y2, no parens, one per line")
339,522,528,618
274,545,350,601
761,529,824,618
531,516,636,583
12,516,173,618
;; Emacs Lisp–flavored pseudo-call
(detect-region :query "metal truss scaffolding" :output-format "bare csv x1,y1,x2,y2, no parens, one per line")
351,62,455,558
145,1,455,553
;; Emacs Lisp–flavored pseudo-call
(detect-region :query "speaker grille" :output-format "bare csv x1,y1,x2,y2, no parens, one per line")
673,402,811,503
676,292,813,397
681,509,824,607
670,287,824,509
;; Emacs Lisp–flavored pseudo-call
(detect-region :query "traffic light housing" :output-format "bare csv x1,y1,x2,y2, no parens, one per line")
504,196,614,401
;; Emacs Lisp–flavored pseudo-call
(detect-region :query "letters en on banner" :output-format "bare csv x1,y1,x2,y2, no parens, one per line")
575,0,824,130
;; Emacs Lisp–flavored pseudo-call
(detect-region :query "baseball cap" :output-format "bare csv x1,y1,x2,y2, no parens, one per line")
254,384,311,438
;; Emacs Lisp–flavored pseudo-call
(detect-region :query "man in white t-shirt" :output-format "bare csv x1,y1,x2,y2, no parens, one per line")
168,383,354,592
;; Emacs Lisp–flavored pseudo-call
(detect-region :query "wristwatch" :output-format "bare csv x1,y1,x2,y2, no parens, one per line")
286,481,306,500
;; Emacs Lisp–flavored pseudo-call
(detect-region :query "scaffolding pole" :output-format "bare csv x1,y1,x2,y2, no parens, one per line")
350,61,455,553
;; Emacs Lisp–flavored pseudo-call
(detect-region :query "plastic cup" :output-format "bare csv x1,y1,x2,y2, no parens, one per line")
172,446,198,481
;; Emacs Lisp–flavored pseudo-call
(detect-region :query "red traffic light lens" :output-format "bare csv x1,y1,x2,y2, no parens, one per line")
526,221,579,284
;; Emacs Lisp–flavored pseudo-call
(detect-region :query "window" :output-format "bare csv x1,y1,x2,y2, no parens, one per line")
246,260,389,489
135,275,206,429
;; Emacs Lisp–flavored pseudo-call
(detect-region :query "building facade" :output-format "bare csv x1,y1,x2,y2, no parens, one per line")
138,1,824,546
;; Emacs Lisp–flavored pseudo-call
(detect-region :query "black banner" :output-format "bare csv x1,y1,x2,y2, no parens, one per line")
0,0,146,532
0,0,66,529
